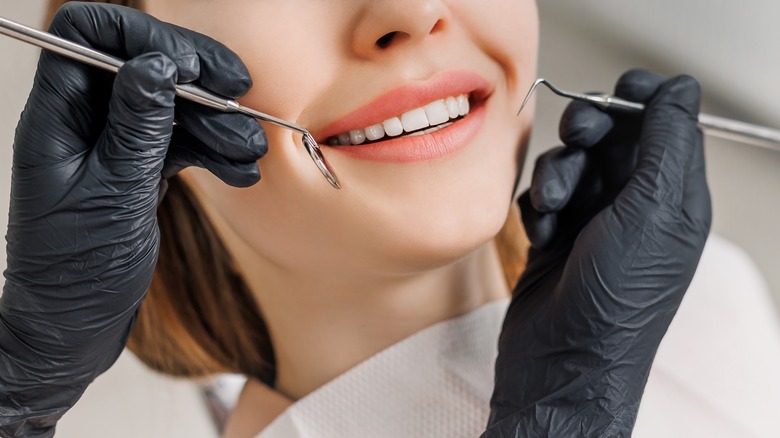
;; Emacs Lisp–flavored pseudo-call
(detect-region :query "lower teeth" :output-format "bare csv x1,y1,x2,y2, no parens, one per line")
404,121,454,138
333,118,462,146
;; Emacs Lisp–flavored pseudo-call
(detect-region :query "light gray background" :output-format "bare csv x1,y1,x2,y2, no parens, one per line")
1,1,779,437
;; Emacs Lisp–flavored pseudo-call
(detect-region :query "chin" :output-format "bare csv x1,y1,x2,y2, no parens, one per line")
367,184,513,273
387,213,507,274
339,144,522,276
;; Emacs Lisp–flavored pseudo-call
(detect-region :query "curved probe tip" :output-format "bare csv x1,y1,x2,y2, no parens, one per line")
517,78,548,116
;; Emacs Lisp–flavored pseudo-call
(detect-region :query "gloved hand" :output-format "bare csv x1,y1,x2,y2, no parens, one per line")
0,3,266,437
483,70,711,437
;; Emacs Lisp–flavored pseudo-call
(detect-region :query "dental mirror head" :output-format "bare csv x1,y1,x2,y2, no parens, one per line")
302,132,341,189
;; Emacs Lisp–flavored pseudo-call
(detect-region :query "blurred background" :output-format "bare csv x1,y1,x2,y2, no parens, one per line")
1,1,779,437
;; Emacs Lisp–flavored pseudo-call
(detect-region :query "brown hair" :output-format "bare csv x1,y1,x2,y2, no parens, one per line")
45,0,528,385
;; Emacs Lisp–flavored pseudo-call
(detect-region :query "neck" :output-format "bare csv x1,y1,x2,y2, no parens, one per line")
241,239,509,401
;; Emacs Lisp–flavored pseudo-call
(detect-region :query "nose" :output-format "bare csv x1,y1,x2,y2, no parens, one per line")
352,0,448,58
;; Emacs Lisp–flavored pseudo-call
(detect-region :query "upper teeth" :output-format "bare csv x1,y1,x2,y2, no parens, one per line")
328,94,471,146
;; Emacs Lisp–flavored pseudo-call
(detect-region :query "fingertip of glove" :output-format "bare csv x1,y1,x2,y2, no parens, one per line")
530,149,564,212
559,101,613,148
223,162,262,188
241,118,269,158
198,53,254,98
530,178,565,213
615,69,667,102
164,26,201,83
140,52,178,80
172,26,254,98
50,2,93,33
529,147,586,213
48,2,74,32
250,126,270,158
116,53,178,106
518,191,557,249
223,68,254,98
218,49,254,96
652,75,702,117
174,52,201,83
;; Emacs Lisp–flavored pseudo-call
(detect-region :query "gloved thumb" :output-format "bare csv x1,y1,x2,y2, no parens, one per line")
97,52,177,182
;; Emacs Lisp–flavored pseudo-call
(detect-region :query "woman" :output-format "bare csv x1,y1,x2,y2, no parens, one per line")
0,0,710,437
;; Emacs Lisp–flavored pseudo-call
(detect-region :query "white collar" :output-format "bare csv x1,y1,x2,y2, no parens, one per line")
257,299,510,438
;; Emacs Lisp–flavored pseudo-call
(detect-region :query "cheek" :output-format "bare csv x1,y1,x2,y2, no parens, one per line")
145,3,337,205
168,1,344,123
449,0,539,95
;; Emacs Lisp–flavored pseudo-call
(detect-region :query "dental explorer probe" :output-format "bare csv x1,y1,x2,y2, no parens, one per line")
0,15,341,189
519,78,780,154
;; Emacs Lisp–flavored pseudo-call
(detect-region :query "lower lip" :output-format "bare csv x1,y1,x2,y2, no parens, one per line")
326,102,487,163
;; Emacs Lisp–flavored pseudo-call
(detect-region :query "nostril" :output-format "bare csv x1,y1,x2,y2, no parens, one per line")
376,32,397,49
430,19,445,34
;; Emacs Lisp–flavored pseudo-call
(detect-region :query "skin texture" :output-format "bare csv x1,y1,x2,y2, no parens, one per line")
144,0,539,428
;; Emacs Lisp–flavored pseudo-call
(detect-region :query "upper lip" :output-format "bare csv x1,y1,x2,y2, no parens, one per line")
312,70,493,143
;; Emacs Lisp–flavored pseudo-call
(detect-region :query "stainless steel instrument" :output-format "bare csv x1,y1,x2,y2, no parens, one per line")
519,78,780,153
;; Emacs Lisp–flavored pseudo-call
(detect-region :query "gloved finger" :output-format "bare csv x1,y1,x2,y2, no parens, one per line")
616,75,702,219
614,69,667,102
529,147,588,213
97,52,177,182
579,70,663,192
518,191,558,249
558,69,665,152
50,4,197,81
169,26,253,98
163,126,261,187
559,100,614,149
18,3,256,170
174,99,268,162
681,130,712,233
51,3,252,96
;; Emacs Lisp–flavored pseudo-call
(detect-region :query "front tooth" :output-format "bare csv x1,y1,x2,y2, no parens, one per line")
401,108,429,133
457,95,470,116
338,96,469,145
383,117,404,137
424,100,450,126
446,96,460,119
365,123,385,141
349,129,366,145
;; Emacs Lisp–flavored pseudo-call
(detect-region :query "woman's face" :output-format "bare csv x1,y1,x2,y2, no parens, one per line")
147,0,538,277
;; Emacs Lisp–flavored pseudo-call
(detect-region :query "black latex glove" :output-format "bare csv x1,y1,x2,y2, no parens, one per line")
0,3,266,437
483,70,711,437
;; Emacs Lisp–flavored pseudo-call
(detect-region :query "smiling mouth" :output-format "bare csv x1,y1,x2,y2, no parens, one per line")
326,93,476,147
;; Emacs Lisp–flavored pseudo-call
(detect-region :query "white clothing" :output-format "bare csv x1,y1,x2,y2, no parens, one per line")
633,235,780,437
257,300,507,438
257,235,780,438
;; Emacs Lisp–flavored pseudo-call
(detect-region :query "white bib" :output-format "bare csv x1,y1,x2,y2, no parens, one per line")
257,299,509,438
254,236,780,438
